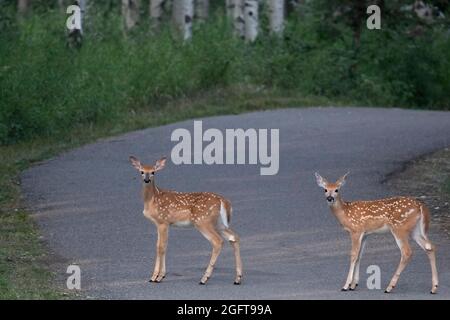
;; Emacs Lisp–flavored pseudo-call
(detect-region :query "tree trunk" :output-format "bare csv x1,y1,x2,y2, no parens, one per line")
268,0,284,34
226,0,233,18
58,0,65,12
244,0,258,42
172,0,194,40
78,0,86,34
350,0,366,49
150,0,165,30
122,0,141,31
17,0,30,17
195,0,209,22
67,0,86,48
232,0,245,38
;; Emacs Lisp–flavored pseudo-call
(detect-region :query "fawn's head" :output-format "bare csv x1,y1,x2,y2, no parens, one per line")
315,172,349,205
129,156,167,184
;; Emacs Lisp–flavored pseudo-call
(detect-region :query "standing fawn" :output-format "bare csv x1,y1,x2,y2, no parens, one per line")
315,172,438,294
130,156,243,285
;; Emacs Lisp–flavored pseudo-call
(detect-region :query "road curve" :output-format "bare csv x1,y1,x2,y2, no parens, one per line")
22,107,450,299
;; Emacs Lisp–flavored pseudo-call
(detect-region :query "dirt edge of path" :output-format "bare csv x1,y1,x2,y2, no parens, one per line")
384,147,450,237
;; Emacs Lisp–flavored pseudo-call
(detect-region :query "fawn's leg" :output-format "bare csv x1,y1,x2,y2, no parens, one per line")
413,231,439,294
197,225,223,285
150,224,168,282
342,232,363,291
385,230,412,293
222,228,243,285
350,234,366,290
155,224,169,282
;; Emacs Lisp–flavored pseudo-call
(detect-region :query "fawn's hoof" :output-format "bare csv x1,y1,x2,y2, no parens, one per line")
385,285,394,293
341,288,348,292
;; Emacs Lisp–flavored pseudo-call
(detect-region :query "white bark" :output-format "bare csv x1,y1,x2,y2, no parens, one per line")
67,0,86,47
172,0,194,41
78,0,86,34
244,0,259,42
195,0,209,22
150,0,165,29
122,0,141,31
225,0,233,18
268,0,284,34
232,0,245,38
18,0,29,14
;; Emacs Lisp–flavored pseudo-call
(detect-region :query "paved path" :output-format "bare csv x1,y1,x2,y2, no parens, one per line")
22,107,450,299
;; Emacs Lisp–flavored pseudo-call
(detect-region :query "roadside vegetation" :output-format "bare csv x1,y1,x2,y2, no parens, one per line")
386,148,450,237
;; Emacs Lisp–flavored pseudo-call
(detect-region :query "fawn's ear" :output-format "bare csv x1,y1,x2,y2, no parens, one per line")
129,156,141,170
315,172,327,188
154,157,167,172
337,172,350,187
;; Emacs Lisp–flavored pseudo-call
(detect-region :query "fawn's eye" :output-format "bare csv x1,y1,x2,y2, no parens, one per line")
151,171,155,175
324,189,327,193
335,189,339,193
140,171,144,174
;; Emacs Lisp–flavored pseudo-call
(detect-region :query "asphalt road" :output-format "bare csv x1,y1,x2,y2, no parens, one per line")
22,107,450,299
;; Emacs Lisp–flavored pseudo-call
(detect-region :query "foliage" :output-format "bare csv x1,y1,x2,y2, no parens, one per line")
0,1,449,145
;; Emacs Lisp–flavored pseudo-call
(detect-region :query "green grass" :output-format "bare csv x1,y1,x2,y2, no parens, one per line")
1,9,450,145
443,177,450,196
0,211,62,299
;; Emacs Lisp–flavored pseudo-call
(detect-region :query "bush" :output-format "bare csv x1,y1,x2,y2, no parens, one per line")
0,5,449,145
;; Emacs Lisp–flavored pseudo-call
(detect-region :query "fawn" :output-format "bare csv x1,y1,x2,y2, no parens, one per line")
315,172,438,294
130,156,243,285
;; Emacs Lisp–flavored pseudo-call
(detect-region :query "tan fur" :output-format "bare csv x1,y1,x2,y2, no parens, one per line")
315,172,438,294
130,156,242,285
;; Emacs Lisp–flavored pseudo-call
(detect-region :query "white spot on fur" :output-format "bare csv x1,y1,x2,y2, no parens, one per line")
219,201,229,228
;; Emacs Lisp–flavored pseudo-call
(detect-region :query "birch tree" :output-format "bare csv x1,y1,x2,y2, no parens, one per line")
122,0,141,31
226,0,233,18
244,0,259,41
58,0,65,12
232,0,245,38
195,0,209,22
172,0,194,40
150,0,171,30
17,0,30,17
67,0,86,48
268,0,284,34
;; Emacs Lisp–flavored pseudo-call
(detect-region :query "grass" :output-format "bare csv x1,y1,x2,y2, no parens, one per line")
386,147,450,237
0,87,344,299
1,9,450,145
443,177,450,196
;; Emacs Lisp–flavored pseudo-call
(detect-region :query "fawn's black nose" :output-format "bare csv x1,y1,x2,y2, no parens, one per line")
144,178,150,183
326,196,334,202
